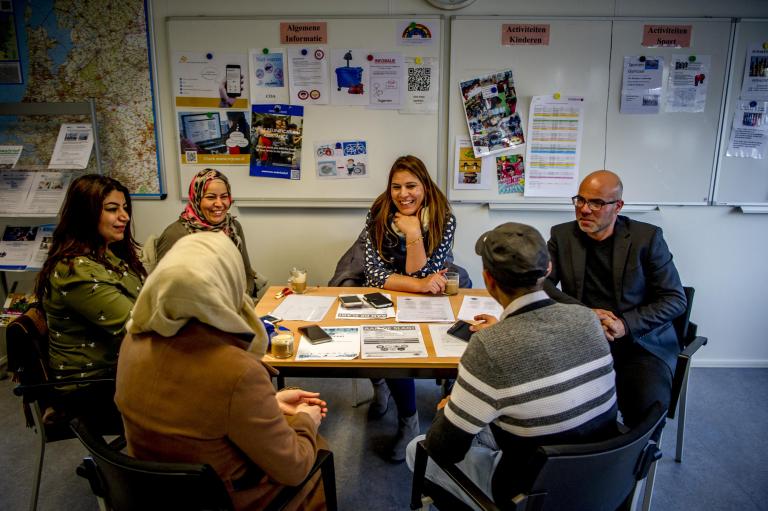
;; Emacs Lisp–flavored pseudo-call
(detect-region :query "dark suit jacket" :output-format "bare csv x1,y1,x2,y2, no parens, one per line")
545,216,686,371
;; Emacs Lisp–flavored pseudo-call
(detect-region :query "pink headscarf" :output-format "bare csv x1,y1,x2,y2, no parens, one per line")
179,169,241,249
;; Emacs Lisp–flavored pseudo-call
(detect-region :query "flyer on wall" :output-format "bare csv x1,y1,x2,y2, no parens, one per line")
726,100,768,159
172,52,249,108
250,104,304,179
665,55,710,112
315,140,369,179
0,145,22,168
496,153,525,194
249,48,288,104
740,45,768,101
401,56,439,114
287,46,330,105
0,225,52,270
178,110,251,165
397,20,439,46
368,52,403,109
620,56,664,114
453,136,489,190
330,49,370,106
524,95,585,198
459,69,524,157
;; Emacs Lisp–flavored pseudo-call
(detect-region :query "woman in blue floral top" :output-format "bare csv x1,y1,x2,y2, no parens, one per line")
35,174,145,424
363,155,456,462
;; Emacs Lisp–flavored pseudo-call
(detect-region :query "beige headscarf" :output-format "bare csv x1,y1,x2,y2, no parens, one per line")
127,231,269,356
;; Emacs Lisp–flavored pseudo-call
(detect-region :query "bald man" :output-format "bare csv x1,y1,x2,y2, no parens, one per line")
545,170,686,428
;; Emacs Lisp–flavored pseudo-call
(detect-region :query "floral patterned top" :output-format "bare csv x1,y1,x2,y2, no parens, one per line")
44,252,142,385
363,210,456,288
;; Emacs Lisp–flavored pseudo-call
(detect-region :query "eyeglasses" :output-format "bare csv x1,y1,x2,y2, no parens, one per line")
571,195,620,211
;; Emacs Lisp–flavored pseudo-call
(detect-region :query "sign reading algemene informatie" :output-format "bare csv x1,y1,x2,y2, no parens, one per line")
280,22,328,44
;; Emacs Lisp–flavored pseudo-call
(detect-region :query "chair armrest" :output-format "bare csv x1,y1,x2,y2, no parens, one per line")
411,440,499,511
263,449,333,511
13,378,116,399
681,335,707,358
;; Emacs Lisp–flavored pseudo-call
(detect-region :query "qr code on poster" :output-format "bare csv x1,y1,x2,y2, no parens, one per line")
408,67,431,92
185,151,198,163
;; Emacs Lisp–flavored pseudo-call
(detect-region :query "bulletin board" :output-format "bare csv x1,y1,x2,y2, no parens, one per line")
447,17,733,206
713,19,768,206
166,16,444,207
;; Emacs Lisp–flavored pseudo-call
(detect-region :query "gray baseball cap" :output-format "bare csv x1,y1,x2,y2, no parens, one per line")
475,222,549,285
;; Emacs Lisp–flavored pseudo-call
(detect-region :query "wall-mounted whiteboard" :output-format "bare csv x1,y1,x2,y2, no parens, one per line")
447,17,733,206
714,19,768,206
166,16,444,207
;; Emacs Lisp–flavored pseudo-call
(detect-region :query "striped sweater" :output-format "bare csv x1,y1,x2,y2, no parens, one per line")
425,290,617,502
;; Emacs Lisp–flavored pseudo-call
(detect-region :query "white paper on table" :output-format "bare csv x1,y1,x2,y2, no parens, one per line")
457,296,504,322
395,296,455,323
271,295,336,321
48,124,94,169
335,294,394,320
361,324,427,358
295,326,361,360
0,146,23,168
429,324,469,358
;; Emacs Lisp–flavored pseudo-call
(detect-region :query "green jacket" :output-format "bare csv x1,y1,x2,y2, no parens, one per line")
44,252,142,385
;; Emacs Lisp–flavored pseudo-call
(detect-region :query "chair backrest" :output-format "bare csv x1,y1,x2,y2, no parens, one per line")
140,233,159,275
516,402,665,511
70,418,234,511
6,303,50,389
672,287,695,349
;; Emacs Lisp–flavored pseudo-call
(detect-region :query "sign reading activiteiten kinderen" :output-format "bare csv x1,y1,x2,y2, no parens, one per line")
501,24,550,46
280,22,328,44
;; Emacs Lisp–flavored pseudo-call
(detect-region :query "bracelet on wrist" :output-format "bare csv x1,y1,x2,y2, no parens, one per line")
406,236,423,247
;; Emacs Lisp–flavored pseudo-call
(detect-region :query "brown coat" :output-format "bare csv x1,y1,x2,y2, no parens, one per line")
115,320,320,510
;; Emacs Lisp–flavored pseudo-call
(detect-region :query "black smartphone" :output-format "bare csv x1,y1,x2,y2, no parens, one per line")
446,320,474,342
260,314,282,324
363,292,394,309
298,324,333,344
339,295,364,309
225,64,241,97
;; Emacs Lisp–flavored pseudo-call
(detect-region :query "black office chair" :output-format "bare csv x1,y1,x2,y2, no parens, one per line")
7,304,120,511
410,402,665,511
70,417,338,511
641,286,708,510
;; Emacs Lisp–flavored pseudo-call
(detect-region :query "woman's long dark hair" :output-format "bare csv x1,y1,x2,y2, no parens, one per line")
34,174,146,301
369,155,450,260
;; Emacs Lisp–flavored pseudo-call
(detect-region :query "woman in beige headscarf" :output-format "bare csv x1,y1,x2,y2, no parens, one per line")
116,231,329,510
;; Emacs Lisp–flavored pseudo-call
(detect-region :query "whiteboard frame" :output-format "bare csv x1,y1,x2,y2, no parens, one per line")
166,15,446,209
447,15,734,209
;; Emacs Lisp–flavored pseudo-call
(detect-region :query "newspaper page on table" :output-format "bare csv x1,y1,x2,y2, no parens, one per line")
428,324,469,358
395,296,455,323
457,296,503,321
270,295,336,321
361,324,427,358
335,294,395,320
295,326,361,360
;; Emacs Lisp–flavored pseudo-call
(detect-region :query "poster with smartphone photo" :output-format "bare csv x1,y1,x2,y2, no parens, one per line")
172,52,248,108
453,136,490,190
315,140,369,179
178,110,250,165
249,48,288,104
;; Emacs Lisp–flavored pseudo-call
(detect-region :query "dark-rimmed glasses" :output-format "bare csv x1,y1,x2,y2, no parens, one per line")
571,195,620,211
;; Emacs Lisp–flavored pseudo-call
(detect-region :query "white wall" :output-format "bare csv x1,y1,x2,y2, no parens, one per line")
138,0,768,366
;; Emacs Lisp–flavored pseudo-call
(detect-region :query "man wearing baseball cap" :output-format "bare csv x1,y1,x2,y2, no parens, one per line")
407,222,618,508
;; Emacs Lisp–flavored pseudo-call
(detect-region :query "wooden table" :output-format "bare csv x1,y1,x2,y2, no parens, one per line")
255,286,490,384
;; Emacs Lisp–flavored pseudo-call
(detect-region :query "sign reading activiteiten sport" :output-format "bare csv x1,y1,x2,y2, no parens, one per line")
642,25,692,48
280,22,328,44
